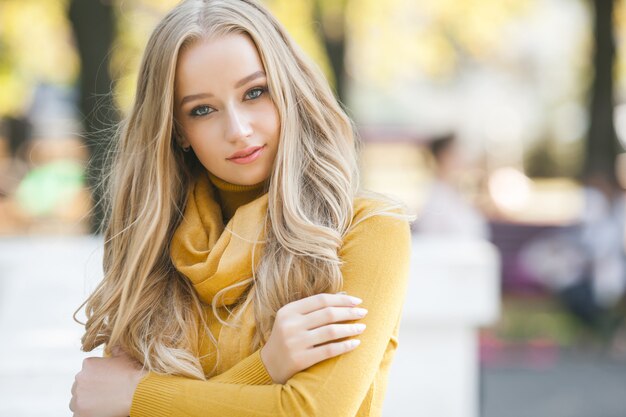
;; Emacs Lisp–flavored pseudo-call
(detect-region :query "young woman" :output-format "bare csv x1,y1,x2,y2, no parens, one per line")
70,0,411,416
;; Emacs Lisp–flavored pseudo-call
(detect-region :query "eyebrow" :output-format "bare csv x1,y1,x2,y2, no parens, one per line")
179,70,266,107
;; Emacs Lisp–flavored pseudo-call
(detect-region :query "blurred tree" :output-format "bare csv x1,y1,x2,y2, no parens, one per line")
109,0,180,112
264,0,337,96
68,0,118,234
585,0,623,187
312,0,348,103
0,0,78,117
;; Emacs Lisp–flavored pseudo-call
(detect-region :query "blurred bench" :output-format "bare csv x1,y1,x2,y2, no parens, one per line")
383,236,501,417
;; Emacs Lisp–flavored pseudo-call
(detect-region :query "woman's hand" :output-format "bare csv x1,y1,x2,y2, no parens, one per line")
69,347,147,417
260,293,368,384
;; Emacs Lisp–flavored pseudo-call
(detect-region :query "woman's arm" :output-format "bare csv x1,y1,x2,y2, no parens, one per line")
70,293,367,416
259,292,368,384
72,200,411,417
131,204,411,417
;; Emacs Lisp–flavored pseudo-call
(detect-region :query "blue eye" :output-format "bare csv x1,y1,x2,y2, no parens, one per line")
245,86,267,100
190,105,213,117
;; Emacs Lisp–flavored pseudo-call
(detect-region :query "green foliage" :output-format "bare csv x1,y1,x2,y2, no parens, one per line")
348,0,533,86
261,0,333,85
110,0,332,112
0,0,78,116
495,296,584,346
16,160,84,216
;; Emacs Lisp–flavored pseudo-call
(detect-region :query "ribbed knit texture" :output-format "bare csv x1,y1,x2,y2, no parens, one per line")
210,350,274,385
131,173,411,417
131,374,179,417
207,172,267,222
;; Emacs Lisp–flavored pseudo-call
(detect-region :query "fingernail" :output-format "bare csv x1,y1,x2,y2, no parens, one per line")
355,308,368,317
337,291,347,295
349,296,362,305
349,339,361,348
355,323,366,332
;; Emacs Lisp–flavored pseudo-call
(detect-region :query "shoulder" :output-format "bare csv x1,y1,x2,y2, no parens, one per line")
339,196,412,258
350,195,411,232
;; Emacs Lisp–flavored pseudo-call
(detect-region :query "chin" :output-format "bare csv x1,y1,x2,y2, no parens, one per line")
233,171,270,186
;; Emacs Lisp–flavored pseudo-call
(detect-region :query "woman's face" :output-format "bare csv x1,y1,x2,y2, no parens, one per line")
174,33,280,186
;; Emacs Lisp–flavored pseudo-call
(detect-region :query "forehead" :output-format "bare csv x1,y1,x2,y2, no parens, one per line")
175,33,265,96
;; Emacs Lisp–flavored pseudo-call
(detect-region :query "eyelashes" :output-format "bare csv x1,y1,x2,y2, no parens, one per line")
245,86,268,100
190,105,212,117
188,85,269,118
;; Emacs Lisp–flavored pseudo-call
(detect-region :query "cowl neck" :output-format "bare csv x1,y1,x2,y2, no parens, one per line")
170,172,268,306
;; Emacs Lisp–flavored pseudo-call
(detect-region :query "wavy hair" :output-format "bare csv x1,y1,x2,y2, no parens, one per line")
78,0,406,379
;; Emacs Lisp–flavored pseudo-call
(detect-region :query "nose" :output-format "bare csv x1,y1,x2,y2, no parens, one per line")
224,106,253,143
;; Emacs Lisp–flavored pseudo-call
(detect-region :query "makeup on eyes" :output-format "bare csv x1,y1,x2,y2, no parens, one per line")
187,85,269,118
174,34,280,185
190,105,213,117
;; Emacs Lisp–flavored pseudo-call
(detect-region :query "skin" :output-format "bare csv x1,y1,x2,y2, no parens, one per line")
175,33,280,186
70,33,367,416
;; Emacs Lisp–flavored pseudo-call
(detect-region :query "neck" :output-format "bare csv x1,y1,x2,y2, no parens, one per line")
207,172,268,222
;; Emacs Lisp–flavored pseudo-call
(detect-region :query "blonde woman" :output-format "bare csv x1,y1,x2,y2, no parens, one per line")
70,0,411,416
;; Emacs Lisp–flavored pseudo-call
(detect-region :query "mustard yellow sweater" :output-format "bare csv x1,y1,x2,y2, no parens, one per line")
130,175,411,417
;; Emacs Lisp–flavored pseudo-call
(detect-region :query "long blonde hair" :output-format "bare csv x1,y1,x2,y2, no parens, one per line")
79,0,405,379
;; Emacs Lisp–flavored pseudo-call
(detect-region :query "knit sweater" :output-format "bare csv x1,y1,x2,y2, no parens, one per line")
130,174,411,417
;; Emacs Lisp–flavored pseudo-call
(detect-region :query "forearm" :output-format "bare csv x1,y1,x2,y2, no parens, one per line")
131,208,411,417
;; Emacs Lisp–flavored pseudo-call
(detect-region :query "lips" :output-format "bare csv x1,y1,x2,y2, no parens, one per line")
227,145,265,160
226,145,266,165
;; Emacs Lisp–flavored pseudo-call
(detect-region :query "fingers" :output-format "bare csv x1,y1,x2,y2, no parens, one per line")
307,323,366,347
264,293,367,381
303,306,368,330
69,379,77,413
303,338,362,366
284,293,363,315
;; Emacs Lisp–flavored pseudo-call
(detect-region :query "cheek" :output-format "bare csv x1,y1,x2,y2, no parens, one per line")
185,126,224,163
187,123,218,147
259,103,280,141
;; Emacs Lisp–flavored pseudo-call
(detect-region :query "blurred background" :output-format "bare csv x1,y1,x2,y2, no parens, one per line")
1,0,626,416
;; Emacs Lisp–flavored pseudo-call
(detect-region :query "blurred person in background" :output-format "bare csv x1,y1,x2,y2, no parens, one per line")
522,166,626,353
415,133,490,240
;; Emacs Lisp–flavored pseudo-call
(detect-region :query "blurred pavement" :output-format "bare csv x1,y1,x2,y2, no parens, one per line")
0,236,103,417
481,352,626,417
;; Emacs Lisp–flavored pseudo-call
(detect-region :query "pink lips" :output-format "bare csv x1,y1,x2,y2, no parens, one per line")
227,145,265,164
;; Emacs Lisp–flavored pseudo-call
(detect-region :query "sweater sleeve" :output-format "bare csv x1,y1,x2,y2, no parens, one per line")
130,202,411,417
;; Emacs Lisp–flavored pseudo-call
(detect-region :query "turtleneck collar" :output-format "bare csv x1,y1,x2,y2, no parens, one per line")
171,172,269,307
207,171,268,222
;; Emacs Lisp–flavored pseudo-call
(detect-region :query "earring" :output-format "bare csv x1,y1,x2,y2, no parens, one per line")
182,145,191,153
